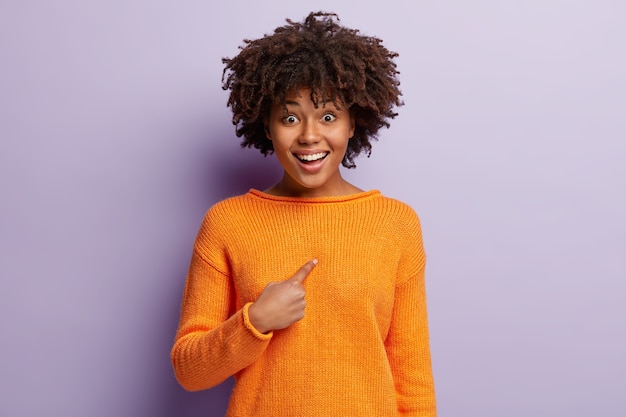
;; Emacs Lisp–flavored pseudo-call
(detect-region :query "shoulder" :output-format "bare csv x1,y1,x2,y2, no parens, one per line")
373,194,422,226
374,196,427,280
202,192,258,221
376,194,418,213
371,194,425,254
195,193,255,240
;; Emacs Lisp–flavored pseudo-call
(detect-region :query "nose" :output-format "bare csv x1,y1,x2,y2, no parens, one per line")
299,120,321,145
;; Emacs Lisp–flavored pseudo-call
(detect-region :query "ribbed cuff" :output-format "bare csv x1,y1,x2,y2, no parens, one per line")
242,302,274,340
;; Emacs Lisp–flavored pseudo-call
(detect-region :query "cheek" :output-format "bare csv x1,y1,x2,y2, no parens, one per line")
270,136,290,152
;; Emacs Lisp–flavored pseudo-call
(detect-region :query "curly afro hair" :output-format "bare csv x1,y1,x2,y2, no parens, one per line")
222,11,403,168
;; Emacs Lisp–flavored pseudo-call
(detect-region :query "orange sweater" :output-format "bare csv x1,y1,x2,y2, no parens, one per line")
171,189,436,416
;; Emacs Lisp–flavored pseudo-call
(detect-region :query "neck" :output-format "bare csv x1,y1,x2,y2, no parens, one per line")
265,174,363,198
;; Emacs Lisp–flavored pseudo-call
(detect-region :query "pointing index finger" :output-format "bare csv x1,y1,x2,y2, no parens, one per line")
290,259,318,284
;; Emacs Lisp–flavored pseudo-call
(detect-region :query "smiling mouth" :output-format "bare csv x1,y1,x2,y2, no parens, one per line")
294,152,329,163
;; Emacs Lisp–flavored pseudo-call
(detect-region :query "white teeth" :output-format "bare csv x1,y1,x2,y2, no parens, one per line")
296,152,327,162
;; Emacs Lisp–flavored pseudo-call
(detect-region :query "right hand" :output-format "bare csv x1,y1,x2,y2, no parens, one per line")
248,259,318,334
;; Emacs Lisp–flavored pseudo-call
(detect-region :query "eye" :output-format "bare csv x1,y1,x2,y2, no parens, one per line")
283,115,299,124
322,113,336,123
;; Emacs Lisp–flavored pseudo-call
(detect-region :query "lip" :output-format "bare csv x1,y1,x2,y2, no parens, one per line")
292,151,329,174
292,149,329,156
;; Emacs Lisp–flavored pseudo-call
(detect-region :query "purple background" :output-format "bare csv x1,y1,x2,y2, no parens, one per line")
1,1,625,416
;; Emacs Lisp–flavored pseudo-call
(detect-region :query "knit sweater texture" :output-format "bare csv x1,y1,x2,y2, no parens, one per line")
171,189,436,416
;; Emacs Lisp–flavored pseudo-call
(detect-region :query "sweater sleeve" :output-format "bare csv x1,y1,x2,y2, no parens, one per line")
385,210,437,416
170,212,273,391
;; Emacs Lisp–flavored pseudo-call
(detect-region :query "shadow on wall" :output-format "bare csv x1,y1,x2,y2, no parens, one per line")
203,135,283,203
159,129,282,417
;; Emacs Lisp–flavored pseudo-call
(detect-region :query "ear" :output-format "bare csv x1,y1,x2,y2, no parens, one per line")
348,115,356,138
264,120,272,140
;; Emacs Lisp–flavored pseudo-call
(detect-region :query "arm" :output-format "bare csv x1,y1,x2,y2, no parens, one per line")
170,249,273,391
385,268,437,416
385,207,436,416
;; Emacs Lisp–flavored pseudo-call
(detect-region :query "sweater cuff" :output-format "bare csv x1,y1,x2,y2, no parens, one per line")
242,302,274,340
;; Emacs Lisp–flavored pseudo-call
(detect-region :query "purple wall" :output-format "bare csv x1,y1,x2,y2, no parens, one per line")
1,1,625,416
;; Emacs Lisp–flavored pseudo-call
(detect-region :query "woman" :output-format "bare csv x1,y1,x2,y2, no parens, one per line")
171,11,437,416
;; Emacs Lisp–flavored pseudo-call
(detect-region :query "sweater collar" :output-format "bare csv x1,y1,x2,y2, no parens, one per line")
248,189,381,204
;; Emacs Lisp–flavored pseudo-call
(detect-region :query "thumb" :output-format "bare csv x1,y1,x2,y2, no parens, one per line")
288,259,318,284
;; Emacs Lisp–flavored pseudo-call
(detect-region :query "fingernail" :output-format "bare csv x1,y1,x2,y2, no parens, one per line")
312,259,318,265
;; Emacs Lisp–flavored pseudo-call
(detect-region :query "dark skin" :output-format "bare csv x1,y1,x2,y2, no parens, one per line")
248,259,318,334
248,88,358,332
229,12,401,333
222,12,402,169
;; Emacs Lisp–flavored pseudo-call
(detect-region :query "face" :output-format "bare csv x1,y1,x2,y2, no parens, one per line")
265,88,356,197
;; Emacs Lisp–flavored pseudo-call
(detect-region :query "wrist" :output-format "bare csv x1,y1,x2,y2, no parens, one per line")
248,302,270,334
